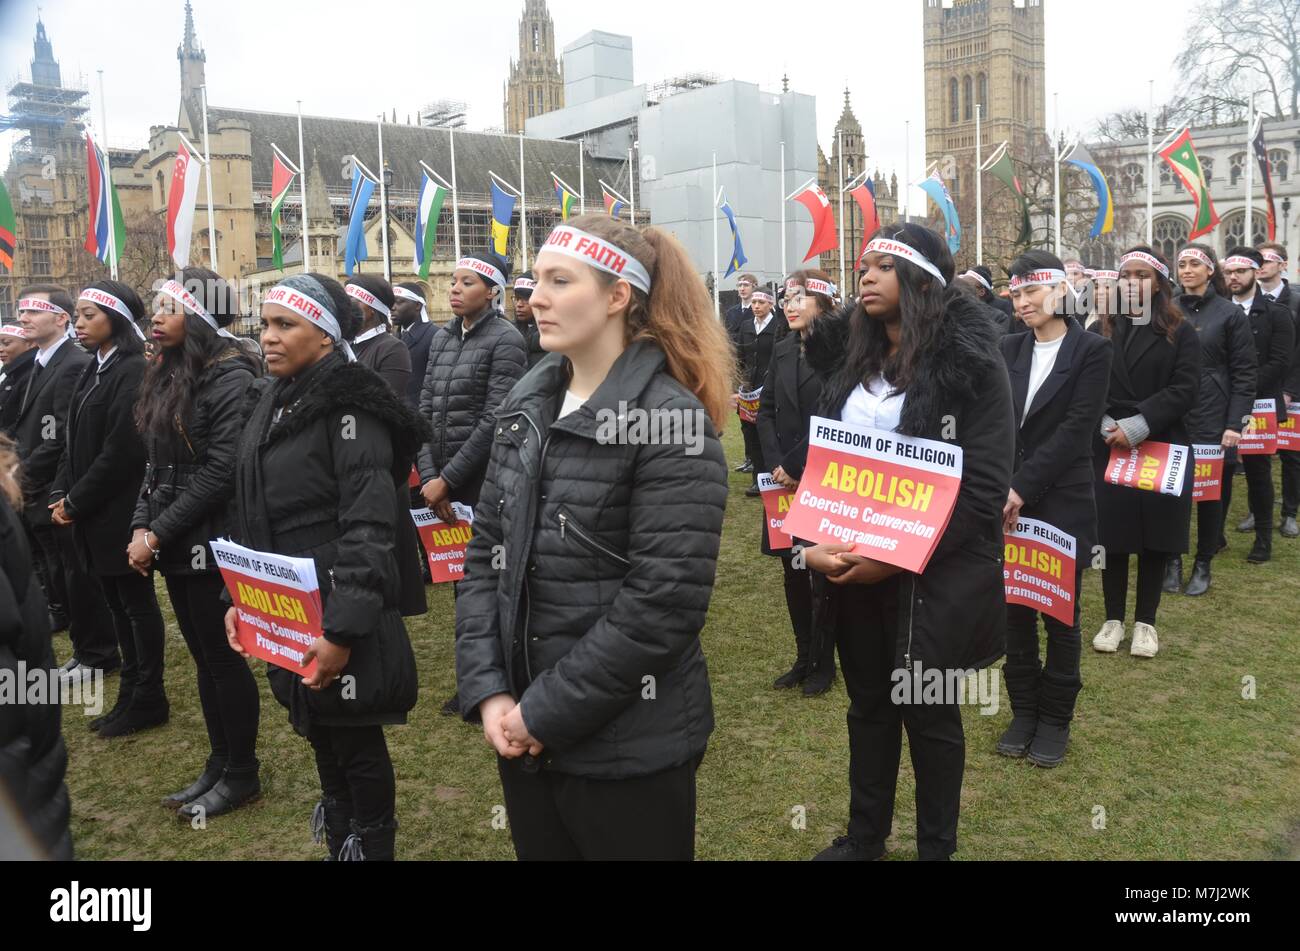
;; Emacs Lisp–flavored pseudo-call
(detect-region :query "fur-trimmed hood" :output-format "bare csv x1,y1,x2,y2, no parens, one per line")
804,291,1006,437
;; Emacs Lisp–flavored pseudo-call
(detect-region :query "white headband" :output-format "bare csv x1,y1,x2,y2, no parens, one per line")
0,324,28,338
1091,269,1120,281
751,291,775,304
346,283,392,318
961,269,992,291
264,285,343,341
18,297,68,316
456,257,507,289
1222,254,1261,271
804,278,837,297
1119,251,1170,280
513,278,536,292
540,226,652,296
392,284,430,322
159,279,238,340
79,287,146,340
1008,269,1067,290
785,280,803,294
1178,248,1215,272
861,237,947,287
1261,250,1286,265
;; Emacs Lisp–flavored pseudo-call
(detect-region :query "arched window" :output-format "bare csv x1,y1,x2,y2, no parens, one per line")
532,25,540,53
1152,215,1190,262
1159,164,1184,193
949,78,959,123
977,73,987,114
1221,209,1268,253
1229,151,1246,187
1200,157,1214,182
1121,162,1144,195
963,75,972,121
1268,148,1289,181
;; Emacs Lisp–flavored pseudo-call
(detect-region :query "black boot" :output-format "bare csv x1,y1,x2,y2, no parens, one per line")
1027,722,1070,767
801,625,836,696
440,693,461,717
177,764,261,821
1247,526,1272,563
89,686,133,733
161,758,226,807
773,618,811,689
996,716,1038,758
1027,670,1080,768
338,818,398,861
311,796,355,860
998,654,1041,757
97,697,168,739
1161,555,1182,593
1183,558,1212,596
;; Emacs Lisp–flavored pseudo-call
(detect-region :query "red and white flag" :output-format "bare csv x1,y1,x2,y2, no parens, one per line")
166,138,202,268
790,182,838,262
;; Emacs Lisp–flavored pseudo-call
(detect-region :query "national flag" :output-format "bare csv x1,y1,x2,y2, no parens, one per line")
415,171,448,280
791,182,838,262
601,182,626,219
270,147,298,272
848,177,881,263
344,162,377,276
490,178,516,259
985,144,1034,245
918,170,961,253
84,130,125,267
166,138,203,268
720,200,747,277
1251,117,1277,241
552,173,578,221
1159,128,1219,240
0,178,16,270
1061,142,1114,241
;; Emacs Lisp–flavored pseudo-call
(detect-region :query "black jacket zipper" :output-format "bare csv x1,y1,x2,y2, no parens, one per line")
557,508,631,568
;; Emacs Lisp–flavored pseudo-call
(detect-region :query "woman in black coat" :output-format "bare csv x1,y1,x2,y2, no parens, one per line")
346,275,411,398
455,215,732,860
1091,247,1201,660
997,251,1113,767
226,273,423,861
757,268,833,694
1167,245,1256,596
127,267,263,819
801,224,1014,861
50,281,167,738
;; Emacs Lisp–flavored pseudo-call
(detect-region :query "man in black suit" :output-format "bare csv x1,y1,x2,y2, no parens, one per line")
724,274,758,472
734,287,788,496
13,285,117,684
961,265,1014,331
393,282,436,412
1257,242,1300,538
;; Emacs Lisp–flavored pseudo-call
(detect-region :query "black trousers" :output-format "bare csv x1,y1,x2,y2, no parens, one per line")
1003,566,1084,726
98,571,167,710
836,578,965,860
307,722,395,829
1192,498,1224,561
780,552,812,649
497,754,701,860
1280,449,1299,519
166,571,260,772
29,521,118,669
740,420,764,477
1101,551,1165,625
1221,456,1273,528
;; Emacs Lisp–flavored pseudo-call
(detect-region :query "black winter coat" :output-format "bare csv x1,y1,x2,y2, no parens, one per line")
353,327,411,399
1091,317,1201,554
13,339,89,522
0,492,72,859
51,350,147,576
514,319,547,370
1277,282,1300,400
1000,321,1113,555
0,349,36,436
734,311,789,389
132,351,257,576
417,308,527,505
398,319,435,412
805,293,1016,673
455,343,727,780
232,355,427,734
1178,288,1257,445
1239,293,1295,423
756,332,824,556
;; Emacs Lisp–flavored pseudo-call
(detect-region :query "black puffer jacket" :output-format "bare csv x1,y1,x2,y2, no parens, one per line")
805,294,1015,673
514,318,547,370
1178,288,1257,445
132,351,258,576
456,343,727,780
417,307,526,504
231,355,427,734
0,492,72,859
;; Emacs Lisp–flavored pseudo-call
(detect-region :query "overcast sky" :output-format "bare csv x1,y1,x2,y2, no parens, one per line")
2,0,1193,209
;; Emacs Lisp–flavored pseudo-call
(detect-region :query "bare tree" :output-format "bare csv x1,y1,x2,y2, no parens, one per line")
1175,0,1300,120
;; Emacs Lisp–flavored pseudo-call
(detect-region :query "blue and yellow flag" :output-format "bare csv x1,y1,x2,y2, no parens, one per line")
720,201,747,277
1063,143,1114,240
490,178,517,258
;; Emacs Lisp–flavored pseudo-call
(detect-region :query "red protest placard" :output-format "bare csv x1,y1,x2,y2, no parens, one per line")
758,472,795,551
1003,517,1076,627
781,416,963,574
408,465,421,489
1191,444,1225,502
411,504,475,583
210,539,322,678
737,387,762,424
1276,402,1299,452
1239,398,1278,455
1104,440,1190,496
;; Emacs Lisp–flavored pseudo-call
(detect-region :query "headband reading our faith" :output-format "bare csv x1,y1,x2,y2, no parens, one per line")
0,325,28,338
79,287,146,340
1177,248,1216,272
540,225,653,296
455,257,507,289
17,297,68,317
860,237,947,287
1091,269,1120,281
751,291,775,305
346,283,392,318
804,277,837,298
1262,249,1286,264
158,279,238,339
961,269,992,292
513,277,537,292
1222,254,1261,271
1118,250,1170,280
1008,269,1068,291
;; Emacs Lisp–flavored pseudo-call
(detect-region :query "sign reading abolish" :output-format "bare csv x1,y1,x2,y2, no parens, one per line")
1191,444,1225,502
210,538,322,678
1240,398,1279,455
1278,402,1300,452
411,504,475,583
781,417,962,573
737,387,762,424
1104,440,1189,496
758,472,795,551
1003,517,1076,627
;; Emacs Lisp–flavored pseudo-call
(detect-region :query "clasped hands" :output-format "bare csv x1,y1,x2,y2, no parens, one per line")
479,693,543,759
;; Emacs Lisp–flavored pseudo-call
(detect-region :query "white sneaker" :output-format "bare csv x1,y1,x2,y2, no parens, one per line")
1130,622,1159,658
1092,620,1125,653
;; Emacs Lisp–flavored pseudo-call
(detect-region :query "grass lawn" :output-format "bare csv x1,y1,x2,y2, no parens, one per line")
60,426,1300,860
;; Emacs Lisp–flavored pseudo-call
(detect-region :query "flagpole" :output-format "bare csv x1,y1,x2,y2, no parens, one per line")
519,133,528,270
1146,80,1154,245
627,146,636,223
377,116,391,281
712,152,719,320
975,103,983,266
779,140,786,276
578,138,586,215
837,130,846,294
450,126,461,261
904,120,910,222
97,69,118,281
200,85,217,272
297,101,310,274
1053,92,1061,258
1245,92,1254,244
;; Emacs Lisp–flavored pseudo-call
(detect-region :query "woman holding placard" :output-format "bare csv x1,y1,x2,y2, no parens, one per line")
226,273,423,860
1167,244,1256,596
800,222,1014,861
1091,247,1201,660
757,269,834,694
996,252,1113,767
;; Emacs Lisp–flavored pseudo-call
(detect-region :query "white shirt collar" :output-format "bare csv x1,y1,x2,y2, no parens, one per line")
96,345,118,366
354,325,387,345
754,312,773,333
1235,294,1255,312
36,334,68,367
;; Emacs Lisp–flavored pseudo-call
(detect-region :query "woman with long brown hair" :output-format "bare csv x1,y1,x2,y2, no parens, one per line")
455,213,732,860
